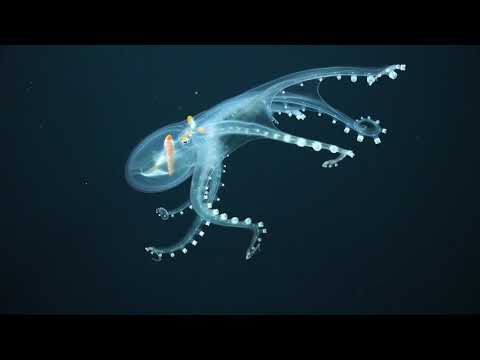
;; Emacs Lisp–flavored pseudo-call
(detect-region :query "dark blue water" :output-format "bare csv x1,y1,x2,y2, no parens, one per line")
2,45,478,314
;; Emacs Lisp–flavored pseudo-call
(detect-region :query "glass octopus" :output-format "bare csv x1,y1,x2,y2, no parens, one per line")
125,64,406,261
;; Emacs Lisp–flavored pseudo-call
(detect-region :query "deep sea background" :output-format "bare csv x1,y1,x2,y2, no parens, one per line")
1,45,478,314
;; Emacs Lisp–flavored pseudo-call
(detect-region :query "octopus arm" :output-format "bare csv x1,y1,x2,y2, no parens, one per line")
145,216,204,260
271,92,382,138
190,156,264,259
256,64,406,101
207,120,355,168
145,166,223,260
155,199,192,220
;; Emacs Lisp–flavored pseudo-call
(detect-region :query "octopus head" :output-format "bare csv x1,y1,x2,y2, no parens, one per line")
125,122,197,193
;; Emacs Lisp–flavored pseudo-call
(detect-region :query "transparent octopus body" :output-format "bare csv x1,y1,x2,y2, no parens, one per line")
125,64,406,261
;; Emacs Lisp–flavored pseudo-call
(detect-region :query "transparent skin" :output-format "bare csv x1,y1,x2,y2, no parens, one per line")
125,64,406,261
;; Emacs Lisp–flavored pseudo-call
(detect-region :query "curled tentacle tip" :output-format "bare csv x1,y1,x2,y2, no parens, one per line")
245,245,261,260
155,207,169,220
145,247,162,261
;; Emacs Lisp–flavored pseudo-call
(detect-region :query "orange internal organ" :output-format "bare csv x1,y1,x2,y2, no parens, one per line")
164,134,175,176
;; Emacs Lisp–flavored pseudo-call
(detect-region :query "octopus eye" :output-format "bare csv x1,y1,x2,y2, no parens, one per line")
180,136,190,144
